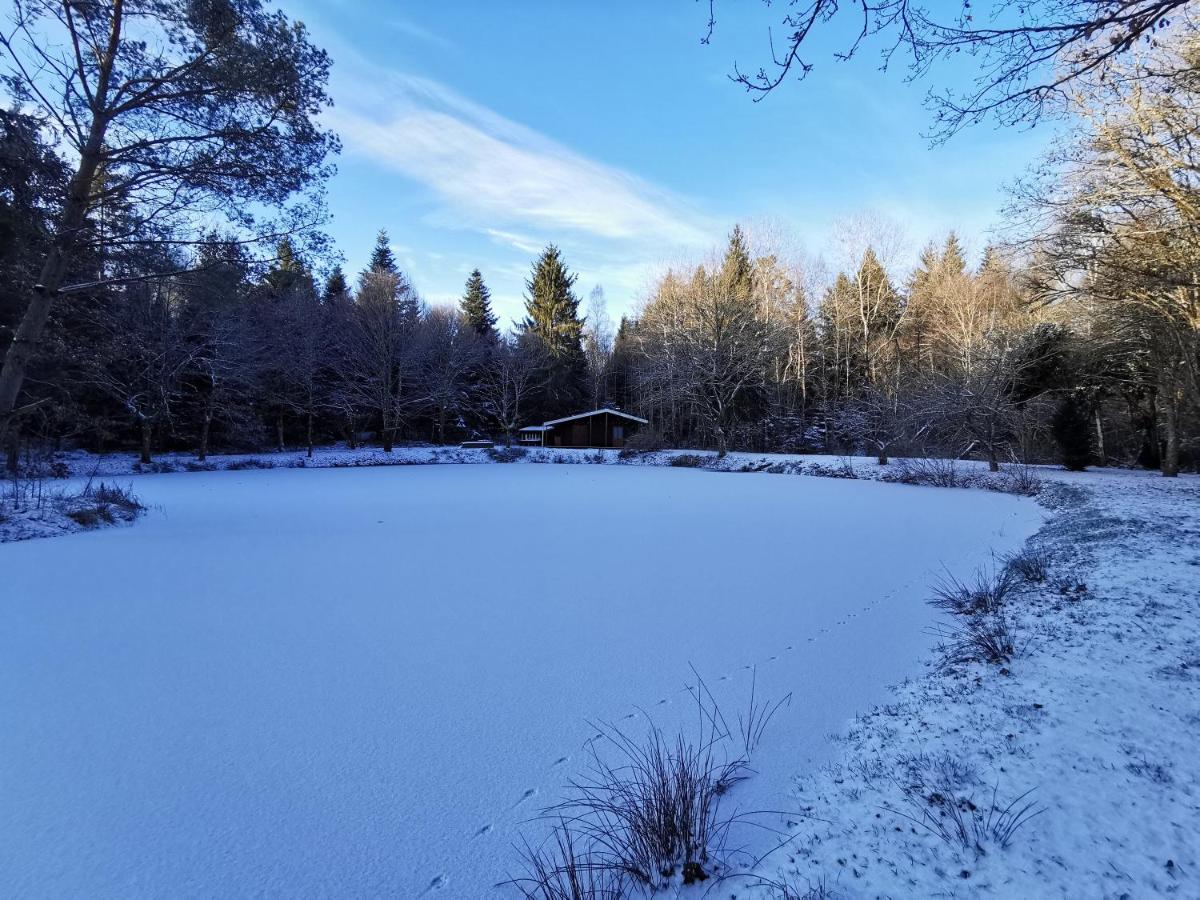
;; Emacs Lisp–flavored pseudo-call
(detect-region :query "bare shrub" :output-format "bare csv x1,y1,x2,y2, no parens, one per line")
669,453,708,468
929,564,1018,617
622,428,665,454
998,463,1044,496
891,456,961,487
1005,544,1052,583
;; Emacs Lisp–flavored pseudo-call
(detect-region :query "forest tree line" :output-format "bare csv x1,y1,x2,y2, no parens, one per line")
1,0,1197,475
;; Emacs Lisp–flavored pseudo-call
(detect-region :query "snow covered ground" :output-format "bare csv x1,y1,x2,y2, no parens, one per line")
736,466,1200,900
0,462,1041,897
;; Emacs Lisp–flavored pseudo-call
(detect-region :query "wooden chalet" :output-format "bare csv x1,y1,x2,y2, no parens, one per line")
517,408,648,449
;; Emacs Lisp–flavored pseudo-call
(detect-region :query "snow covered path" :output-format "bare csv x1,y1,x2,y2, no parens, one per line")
0,465,1041,897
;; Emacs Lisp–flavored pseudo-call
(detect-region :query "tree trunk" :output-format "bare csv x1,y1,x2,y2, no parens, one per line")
140,420,152,464
5,434,18,477
0,58,117,448
276,415,285,453
1094,407,1105,465
199,411,211,462
306,411,314,459
1161,390,1180,478
878,451,888,465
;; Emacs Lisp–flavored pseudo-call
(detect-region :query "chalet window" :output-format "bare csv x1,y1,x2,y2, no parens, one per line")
613,426,624,441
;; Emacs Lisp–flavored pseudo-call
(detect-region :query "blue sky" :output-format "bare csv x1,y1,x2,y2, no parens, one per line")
288,1,1054,325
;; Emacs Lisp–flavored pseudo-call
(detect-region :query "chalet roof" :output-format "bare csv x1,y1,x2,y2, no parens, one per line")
542,408,649,427
518,425,552,432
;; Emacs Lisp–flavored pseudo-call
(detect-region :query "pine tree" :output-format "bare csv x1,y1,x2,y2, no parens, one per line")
323,266,350,305
941,232,968,278
460,269,498,340
266,238,307,294
521,245,587,418
367,229,397,275
719,224,753,301
1052,392,1094,471
522,245,585,358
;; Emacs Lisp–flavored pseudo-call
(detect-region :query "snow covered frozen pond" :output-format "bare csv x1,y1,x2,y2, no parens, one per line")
0,464,1042,896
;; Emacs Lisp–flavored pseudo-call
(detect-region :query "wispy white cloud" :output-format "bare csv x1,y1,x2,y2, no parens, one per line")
325,69,715,251
387,16,455,51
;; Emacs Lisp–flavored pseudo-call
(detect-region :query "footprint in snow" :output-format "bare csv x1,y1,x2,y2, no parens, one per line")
514,788,537,807
656,698,669,705
422,875,447,893
552,756,569,767
474,825,493,838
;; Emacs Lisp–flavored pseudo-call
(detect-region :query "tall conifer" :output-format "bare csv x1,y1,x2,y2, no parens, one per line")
461,269,498,340
521,245,587,418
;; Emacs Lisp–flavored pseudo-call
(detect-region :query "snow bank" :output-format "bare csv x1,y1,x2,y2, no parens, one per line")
737,467,1200,899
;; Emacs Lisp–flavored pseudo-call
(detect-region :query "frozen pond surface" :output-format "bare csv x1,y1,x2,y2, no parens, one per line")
0,464,1042,896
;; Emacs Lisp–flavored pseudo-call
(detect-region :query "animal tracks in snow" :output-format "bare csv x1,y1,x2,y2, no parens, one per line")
426,587,914,895
512,788,537,808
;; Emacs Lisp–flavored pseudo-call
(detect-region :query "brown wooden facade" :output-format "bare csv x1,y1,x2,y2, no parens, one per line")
518,409,647,449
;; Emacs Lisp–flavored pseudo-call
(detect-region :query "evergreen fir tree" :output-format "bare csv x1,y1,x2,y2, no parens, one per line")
367,229,397,275
719,224,753,300
941,232,968,277
265,239,309,295
1052,392,1094,471
522,245,584,358
460,269,498,340
322,266,350,305
521,245,587,417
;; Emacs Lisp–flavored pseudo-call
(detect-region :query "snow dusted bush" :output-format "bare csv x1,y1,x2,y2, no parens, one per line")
486,445,526,463
132,460,177,474
2,476,145,540
889,456,962,487
67,483,146,529
891,755,1044,857
932,613,1023,667
515,673,788,892
929,563,1018,617
928,560,1027,667
224,458,275,470
1005,544,1053,583
799,459,858,480
620,428,666,455
997,463,1045,496
668,453,709,468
